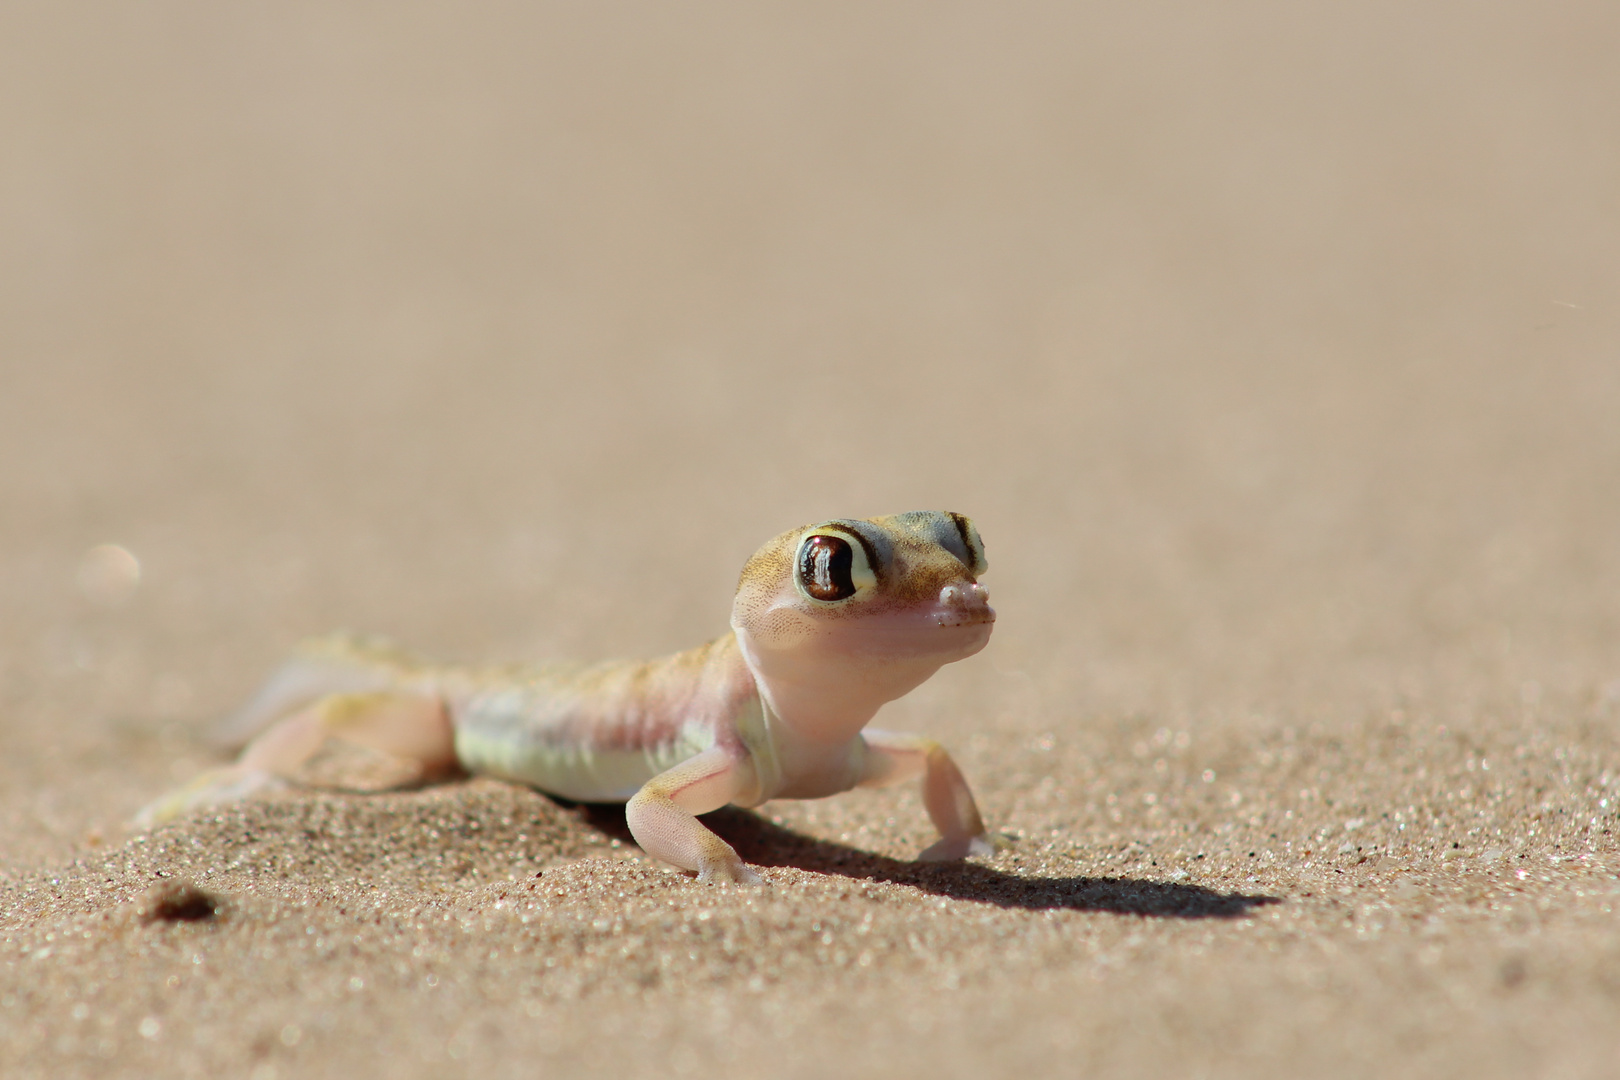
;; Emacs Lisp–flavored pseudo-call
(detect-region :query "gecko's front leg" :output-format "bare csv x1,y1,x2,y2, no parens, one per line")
626,745,764,885
859,729,998,861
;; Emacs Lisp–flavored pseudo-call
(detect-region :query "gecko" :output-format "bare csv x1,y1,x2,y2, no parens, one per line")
137,511,999,884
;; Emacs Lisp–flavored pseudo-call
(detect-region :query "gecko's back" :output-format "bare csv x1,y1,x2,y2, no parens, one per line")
210,631,761,804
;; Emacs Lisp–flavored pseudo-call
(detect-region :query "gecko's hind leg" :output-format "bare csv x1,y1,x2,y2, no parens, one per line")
205,635,418,751
134,692,457,828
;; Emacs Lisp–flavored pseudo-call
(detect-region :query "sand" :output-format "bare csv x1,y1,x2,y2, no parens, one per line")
2,4,1619,1077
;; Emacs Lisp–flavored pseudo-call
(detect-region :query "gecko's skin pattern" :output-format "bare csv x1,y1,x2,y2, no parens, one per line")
140,512,998,884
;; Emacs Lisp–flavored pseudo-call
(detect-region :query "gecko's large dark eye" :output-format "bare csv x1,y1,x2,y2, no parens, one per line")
798,534,856,601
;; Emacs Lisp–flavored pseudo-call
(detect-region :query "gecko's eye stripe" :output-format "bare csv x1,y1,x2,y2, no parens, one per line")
799,535,857,601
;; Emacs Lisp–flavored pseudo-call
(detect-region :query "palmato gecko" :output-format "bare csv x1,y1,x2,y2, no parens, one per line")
140,511,998,884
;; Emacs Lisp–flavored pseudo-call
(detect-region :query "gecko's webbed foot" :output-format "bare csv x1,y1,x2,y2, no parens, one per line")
132,766,286,830
696,857,766,886
917,833,1000,863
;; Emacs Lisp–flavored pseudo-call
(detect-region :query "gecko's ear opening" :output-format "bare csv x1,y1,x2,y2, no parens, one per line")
793,527,878,604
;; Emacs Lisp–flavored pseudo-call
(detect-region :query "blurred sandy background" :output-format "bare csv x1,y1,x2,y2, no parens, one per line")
2,4,1618,1078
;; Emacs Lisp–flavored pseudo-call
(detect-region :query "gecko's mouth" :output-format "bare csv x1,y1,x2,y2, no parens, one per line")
823,582,995,661
932,610,996,628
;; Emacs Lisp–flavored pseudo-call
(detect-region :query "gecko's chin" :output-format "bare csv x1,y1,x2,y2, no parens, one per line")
935,617,995,659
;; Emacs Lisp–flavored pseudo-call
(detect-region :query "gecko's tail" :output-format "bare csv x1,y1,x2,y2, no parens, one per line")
205,633,421,750
135,634,452,828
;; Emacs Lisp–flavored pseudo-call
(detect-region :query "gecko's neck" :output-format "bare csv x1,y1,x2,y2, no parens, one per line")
729,628,941,747
753,675,885,746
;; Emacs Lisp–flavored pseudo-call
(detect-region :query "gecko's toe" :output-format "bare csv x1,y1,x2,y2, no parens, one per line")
697,859,766,887
917,834,999,862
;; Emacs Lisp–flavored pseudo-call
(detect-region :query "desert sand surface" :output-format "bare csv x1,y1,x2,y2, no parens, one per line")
3,4,1619,1077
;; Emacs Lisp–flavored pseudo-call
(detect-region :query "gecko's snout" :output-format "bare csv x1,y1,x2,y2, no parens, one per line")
939,582,989,606
935,582,994,627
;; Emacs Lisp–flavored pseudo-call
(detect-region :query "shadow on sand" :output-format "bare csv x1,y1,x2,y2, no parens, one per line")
576,804,1278,919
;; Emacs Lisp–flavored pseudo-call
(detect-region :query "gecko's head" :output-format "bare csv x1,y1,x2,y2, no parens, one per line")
730,512,994,701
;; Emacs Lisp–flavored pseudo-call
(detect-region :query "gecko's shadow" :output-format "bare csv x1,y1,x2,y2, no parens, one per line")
576,804,1277,919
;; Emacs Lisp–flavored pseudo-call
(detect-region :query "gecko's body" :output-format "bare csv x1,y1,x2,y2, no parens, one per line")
141,512,998,883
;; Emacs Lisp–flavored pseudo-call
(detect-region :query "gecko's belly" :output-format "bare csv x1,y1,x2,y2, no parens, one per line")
449,686,715,803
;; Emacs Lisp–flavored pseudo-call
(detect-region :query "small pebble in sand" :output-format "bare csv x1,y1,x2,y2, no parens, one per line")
134,879,224,922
